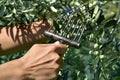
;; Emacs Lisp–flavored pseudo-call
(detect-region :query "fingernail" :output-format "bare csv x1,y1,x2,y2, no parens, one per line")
54,41,60,44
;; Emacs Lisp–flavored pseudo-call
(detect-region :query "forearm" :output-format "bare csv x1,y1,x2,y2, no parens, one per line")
0,20,50,55
0,59,23,80
0,42,66,80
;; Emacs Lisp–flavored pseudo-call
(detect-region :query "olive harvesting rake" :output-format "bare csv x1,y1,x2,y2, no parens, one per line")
44,1,90,48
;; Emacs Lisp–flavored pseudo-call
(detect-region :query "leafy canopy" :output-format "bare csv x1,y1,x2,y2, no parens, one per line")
0,0,120,80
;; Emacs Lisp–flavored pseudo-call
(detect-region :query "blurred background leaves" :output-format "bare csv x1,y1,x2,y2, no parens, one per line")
0,0,120,80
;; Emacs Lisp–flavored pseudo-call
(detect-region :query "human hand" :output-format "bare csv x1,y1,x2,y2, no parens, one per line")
20,41,67,80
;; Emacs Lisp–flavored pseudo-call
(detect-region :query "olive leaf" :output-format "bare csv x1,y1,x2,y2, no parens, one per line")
0,5,6,17
53,19,60,33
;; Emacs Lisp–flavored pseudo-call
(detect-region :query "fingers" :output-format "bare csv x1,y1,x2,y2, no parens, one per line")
53,41,67,56
53,41,66,68
39,41,66,68
35,41,67,56
21,42,66,80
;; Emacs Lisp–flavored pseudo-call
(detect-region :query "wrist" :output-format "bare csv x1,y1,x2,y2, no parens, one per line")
0,59,24,80
18,57,35,80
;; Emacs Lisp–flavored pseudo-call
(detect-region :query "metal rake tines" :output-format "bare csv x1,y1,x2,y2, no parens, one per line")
44,13,86,48
44,2,88,48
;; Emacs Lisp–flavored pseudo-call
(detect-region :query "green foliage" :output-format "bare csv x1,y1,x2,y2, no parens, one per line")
0,0,120,80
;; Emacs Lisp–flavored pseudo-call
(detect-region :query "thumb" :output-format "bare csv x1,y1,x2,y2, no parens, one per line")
53,41,67,56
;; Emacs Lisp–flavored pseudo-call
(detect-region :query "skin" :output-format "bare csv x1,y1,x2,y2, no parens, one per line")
0,20,51,55
0,20,67,80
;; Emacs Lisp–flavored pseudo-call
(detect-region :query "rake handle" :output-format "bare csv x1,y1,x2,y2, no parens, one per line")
44,31,80,48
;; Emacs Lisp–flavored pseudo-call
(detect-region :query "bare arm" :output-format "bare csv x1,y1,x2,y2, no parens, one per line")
0,42,67,80
0,20,50,55
0,20,67,80
0,59,23,80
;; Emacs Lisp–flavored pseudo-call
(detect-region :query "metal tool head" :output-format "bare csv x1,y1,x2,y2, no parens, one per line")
44,1,89,48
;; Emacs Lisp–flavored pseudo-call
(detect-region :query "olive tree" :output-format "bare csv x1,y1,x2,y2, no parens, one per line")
0,0,120,80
